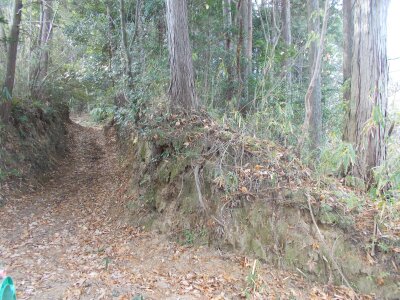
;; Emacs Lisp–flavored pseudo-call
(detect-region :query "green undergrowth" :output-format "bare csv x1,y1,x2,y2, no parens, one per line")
130,110,384,220
0,99,69,184
115,108,400,243
113,108,400,298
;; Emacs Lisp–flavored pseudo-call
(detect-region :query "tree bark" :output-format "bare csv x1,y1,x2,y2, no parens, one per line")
133,0,141,43
39,0,53,81
223,0,234,102
223,0,232,52
134,0,144,75
236,0,252,111
106,2,114,72
281,0,291,47
305,0,323,152
271,0,280,45
31,0,54,98
299,0,330,155
0,8,7,53
235,0,244,92
343,0,389,182
166,0,197,112
1,0,22,124
343,0,354,104
245,0,252,81
236,0,246,85
281,0,292,89
119,0,132,80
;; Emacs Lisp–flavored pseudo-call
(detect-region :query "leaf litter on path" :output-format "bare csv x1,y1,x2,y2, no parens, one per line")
0,118,371,299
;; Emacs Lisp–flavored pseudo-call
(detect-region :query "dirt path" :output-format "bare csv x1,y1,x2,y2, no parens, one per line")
0,119,350,299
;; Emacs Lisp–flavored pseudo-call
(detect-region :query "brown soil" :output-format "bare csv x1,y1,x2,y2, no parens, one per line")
0,117,366,299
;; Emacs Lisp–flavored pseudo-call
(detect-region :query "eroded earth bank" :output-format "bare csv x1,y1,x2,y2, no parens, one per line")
0,115,398,299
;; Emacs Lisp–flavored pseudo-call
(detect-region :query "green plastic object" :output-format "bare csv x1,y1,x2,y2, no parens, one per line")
0,277,16,300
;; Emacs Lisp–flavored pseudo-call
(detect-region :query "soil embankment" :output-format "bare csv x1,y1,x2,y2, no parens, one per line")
0,117,349,299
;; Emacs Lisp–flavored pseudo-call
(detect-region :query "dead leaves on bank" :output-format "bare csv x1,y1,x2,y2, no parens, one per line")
310,286,375,300
0,117,380,300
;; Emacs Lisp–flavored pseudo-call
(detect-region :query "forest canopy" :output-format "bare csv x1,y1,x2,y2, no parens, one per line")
0,0,399,200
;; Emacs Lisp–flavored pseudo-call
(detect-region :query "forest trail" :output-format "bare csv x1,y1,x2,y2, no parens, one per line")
0,117,339,299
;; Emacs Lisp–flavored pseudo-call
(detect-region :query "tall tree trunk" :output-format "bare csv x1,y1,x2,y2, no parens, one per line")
0,9,7,53
281,0,292,91
133,0,141,43
236,0,252,111
235,1,244,95
281,0,291,48
245,0,252,81
39,0,53,81
223,0,234,102
223,0,232,52
305,0,323,152
236,0,246,89
27,0,33,92
129,0,142,55
29,2,42,94
166,0,197,112
134,0,144,75
119,0,132,80
343,0,354,104
299,0,330,155
343,0,389,182
271,0,280,45
1,0,22,124
106,2,114,73
31,0,54,98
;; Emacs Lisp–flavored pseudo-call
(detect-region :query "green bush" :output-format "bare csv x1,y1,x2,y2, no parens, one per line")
318,136,356,176
89,105,115,123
